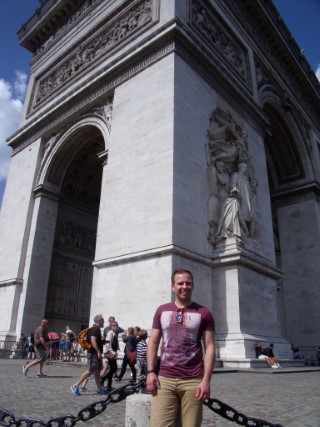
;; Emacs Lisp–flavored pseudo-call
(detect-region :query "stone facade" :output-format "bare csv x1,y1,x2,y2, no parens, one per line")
0,0,319,361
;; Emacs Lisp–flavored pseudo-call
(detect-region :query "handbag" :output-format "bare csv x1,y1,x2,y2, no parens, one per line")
105,350,116,360
126,349,137,365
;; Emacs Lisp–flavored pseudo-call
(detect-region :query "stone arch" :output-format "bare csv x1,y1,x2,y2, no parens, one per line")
38,116,109,333
38,115,109,191
261,95,314,343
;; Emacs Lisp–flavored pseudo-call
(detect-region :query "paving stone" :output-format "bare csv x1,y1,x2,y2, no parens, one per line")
0,360,319,426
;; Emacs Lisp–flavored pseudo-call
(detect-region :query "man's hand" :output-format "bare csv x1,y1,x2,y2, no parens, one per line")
146,372,161,396
195,379,211,401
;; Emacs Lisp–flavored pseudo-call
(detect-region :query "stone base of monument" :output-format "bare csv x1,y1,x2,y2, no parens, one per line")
222,358,306,368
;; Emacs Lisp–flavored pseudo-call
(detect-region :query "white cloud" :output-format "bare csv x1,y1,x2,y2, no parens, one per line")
0,71,28,182
316,64,320,81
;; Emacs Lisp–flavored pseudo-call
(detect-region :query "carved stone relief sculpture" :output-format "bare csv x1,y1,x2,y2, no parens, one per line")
206,107,259,245
190,0,250,87
31,0,153,109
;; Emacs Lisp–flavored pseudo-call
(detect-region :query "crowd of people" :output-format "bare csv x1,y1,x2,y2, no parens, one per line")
70,316,148,396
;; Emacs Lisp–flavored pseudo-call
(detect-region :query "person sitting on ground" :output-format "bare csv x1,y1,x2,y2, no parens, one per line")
254,341,279,368
262,343,281,368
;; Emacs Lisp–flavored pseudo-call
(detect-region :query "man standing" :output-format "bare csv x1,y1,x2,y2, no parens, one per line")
23,319,49,377
70,314,108,396
146,268,216,427
103,316,124,339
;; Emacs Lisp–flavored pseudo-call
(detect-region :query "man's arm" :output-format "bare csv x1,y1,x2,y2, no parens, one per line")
146,328,162,395
90,336,102,359
196,329,216,401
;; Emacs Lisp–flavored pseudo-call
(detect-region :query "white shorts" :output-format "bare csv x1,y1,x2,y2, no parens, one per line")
258,355,268,360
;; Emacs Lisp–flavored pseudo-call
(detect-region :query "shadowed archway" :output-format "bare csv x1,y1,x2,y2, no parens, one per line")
44,126,105,333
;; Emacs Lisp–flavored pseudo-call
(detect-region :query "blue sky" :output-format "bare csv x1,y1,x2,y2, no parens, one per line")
0,0,319,208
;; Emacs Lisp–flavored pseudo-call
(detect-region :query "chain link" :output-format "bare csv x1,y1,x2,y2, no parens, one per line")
204,397,283,427
0,380,283,427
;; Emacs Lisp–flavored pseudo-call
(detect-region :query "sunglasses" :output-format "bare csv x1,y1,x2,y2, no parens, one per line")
176,308,184,324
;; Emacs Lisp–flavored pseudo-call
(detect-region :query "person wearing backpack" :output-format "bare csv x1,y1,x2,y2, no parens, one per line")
71,314,108,396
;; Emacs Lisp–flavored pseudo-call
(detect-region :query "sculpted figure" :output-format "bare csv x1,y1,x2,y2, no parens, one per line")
206,108,260,244
230,161,260,238
206,151,230,243
215,187,242,240
207,109,249,164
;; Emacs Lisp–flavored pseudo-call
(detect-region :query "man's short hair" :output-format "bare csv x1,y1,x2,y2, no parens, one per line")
171,268,194,284
93,314,104,323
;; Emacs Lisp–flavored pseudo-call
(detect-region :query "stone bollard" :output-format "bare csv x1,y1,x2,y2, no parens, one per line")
125,393,182,427
125,393,151,427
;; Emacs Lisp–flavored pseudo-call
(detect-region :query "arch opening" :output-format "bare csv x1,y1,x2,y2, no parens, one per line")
44,126,104,333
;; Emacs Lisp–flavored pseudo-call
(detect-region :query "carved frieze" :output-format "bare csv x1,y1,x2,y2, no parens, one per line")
33,0,105,58
190,0,251,89
30,0,155,111
55,219,96,255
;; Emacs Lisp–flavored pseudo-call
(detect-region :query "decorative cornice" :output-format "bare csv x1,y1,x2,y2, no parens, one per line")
32,0,106,59
33,185,61,201
92,243,279,279
271,181,320,207
93,245,214,269
212,239,282,279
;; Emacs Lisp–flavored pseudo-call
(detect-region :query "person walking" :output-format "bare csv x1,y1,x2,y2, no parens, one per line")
101,322,119,391
115,327,138,383
146,268,216,427
70,314,108,396
22,319,49,377
19,333,28,359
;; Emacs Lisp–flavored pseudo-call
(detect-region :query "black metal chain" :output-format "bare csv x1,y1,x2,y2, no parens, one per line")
204,397,283,427
0,379,283,427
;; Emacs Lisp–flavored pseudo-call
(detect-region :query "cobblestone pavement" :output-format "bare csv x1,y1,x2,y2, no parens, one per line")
0,359,319,427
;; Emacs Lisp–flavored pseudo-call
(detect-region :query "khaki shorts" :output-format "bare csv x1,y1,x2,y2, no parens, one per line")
35,345,47,362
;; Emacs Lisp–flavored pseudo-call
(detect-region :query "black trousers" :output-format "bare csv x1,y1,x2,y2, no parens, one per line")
101,358,118,388
118,353,136,381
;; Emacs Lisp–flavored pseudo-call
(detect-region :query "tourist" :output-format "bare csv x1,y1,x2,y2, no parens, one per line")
146,268,216,427
23,319,49,377
70,314,108,396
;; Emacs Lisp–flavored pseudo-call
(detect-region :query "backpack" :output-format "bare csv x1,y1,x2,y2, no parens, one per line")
77,327,92,350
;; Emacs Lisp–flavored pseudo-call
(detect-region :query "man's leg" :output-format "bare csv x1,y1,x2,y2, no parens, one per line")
151,376,179,427
178,377,203,427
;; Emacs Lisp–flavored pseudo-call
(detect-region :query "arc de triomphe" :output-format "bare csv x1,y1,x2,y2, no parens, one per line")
0,0,319,362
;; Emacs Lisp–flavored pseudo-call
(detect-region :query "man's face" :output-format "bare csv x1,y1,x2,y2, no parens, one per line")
108,317,115,325
42,320,49,329
98,317,105,327
171,273,194,304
